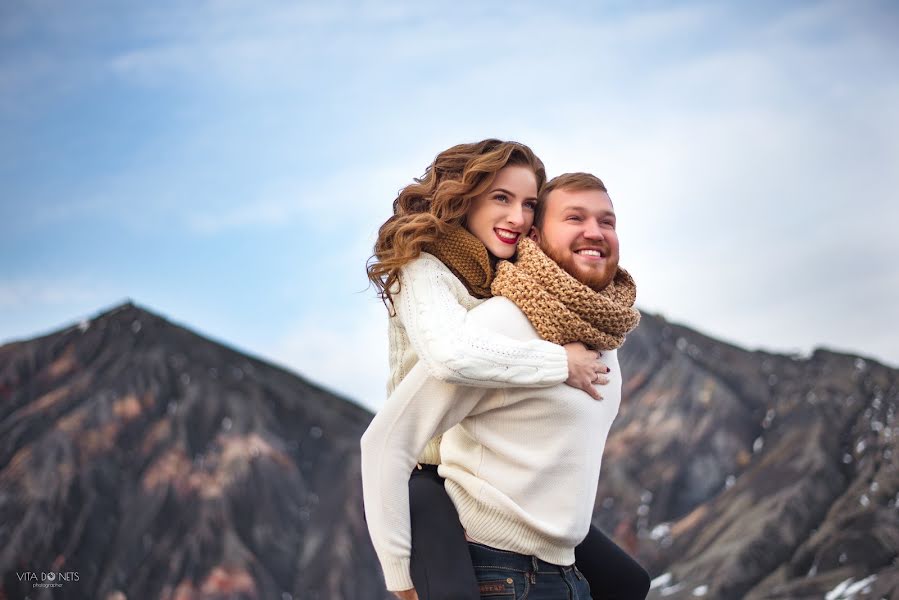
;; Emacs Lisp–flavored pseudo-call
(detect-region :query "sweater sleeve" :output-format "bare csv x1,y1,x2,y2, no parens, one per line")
360,364,487,591
394,255,568,387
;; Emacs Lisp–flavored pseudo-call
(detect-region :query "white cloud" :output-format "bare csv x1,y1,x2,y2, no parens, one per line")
182,163,411,236
269,301,388,412
3,0,898,387
0,278,115,309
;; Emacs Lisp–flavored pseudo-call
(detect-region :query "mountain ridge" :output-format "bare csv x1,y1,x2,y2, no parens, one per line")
1,300,387,599
1,301,896,599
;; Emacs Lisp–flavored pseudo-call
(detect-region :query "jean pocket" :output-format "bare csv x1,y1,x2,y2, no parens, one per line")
473,569,528,600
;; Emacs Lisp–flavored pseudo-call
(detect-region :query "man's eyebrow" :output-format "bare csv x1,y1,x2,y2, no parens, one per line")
560,205,615,217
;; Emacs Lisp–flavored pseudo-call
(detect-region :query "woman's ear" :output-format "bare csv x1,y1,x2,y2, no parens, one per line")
528,226,539,242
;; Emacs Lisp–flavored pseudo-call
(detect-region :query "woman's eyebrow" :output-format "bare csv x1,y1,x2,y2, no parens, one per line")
489,187,516,196
489,187,538,202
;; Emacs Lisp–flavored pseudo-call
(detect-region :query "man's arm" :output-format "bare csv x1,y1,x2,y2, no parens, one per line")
360,362,487,592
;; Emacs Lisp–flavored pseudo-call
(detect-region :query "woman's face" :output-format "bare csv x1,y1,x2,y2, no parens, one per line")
464,165,539,259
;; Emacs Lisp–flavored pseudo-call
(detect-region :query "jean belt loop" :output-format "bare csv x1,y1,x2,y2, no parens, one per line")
530,555,538,584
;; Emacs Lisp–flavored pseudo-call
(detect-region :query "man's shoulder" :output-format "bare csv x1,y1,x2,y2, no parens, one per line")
468,296,522,318
468,297,539,341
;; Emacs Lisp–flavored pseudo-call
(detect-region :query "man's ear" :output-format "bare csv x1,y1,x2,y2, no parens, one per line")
528,226,539,242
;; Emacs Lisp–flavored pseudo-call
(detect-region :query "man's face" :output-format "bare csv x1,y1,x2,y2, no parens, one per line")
531,187,619,291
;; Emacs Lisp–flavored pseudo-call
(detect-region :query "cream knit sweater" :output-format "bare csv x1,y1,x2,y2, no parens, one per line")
362,296,621,591
388,252,569,464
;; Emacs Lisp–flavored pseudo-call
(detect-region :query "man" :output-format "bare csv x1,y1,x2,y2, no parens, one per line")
362,173,648,600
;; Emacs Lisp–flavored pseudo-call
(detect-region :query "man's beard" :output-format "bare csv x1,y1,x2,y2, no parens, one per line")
538,241,618,292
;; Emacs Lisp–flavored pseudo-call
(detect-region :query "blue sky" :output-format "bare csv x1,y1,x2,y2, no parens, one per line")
2,0,898,410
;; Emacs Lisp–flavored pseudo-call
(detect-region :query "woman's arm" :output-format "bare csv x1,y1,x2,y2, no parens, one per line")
394,255,570,388
396,255,608,397
360,362,487,592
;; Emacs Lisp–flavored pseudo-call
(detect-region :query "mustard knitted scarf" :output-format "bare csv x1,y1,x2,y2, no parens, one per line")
423,224,494,299
491,237,640,350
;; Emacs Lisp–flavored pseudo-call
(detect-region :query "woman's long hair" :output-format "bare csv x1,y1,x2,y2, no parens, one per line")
367,139,546,308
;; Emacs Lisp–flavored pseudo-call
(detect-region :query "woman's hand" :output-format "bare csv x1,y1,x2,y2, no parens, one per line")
564,342,610,400
394,589,419,600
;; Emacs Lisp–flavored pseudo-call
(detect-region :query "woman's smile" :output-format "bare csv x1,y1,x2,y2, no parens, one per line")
494,228,521,244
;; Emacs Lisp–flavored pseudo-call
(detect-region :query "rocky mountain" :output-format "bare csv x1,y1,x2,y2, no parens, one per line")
0,302,392,600
600,313,899,599
1,301,896,600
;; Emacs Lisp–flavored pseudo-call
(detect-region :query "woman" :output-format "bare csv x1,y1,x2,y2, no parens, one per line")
366,140,647,600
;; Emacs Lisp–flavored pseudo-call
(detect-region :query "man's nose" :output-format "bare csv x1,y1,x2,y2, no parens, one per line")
583,219,605,239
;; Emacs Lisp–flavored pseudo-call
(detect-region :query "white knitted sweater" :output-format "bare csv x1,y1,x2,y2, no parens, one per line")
362,296,621,591
388,252,569,464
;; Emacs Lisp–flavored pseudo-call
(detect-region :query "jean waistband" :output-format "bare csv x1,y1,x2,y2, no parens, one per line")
468,541,575,574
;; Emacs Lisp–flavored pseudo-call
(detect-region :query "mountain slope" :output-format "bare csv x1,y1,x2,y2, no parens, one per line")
1,302,896,599
0,302,391,600
600,313,899,599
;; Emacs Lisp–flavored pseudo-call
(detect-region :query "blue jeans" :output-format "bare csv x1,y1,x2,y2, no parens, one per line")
468,542,593,600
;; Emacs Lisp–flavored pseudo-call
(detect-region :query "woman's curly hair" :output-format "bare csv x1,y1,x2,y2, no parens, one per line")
367,139,546,308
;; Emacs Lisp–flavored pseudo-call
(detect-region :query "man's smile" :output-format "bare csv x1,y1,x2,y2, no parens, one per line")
574,246,606,261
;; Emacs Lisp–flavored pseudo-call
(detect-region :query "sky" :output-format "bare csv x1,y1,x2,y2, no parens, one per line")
2,0,897,411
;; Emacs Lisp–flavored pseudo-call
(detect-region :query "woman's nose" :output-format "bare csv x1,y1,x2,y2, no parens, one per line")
505,205,525,227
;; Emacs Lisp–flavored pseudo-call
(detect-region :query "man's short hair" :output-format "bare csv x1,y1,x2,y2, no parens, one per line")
535,172,608,229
